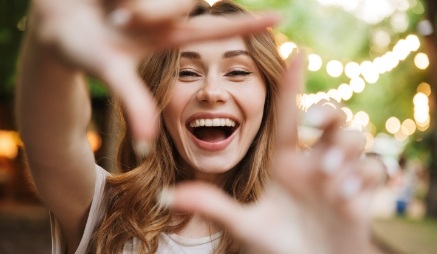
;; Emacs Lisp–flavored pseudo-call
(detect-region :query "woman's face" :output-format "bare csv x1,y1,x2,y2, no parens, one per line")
162,16,266,182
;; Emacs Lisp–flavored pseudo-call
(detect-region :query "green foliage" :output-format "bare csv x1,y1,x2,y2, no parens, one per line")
0,0,109,98
87,77,109,98
0,0,29,97
403,132,432,169
237,0,427,134
0,0,429,133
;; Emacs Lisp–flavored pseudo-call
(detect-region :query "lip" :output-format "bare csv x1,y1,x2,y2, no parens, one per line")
186,112,240,152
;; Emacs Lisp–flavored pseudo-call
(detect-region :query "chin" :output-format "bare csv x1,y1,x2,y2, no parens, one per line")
187,158,239,182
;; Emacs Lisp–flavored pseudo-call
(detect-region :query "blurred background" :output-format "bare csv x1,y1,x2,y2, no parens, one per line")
1,0,437,253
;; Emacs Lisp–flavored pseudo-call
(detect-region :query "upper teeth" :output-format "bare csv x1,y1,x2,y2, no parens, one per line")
189,118,236,128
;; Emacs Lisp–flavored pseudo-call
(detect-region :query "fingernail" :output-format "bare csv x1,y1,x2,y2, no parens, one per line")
343,125,363,132
297,125,323,147
157,187,175,208
285,47,299,60
134,140,151,158
286,47,304,62
321,148,344,174
341,175,362,199
109,8,131,27
302,107,326,128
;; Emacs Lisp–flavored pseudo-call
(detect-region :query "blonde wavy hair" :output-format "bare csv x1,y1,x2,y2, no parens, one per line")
89,0,285,253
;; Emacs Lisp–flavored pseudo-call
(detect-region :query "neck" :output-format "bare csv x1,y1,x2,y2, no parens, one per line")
176,213,220,238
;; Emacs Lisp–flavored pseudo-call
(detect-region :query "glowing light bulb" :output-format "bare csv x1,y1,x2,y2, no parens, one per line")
338,83,353,101
326,60,343,77
386,117,401,134
350,77,365,93
308,54,323,71
406,34,420,51
345,62,360,79
279,42,297,59
417,82,431,96
354,111,370,127
414,53,430,70
401,119,416,136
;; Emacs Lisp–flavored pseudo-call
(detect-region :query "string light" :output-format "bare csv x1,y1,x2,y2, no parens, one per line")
386,117,401,134
276,1,425,141
350,77,365,93
279,42,297,59
0,131,21,159
293,34,422,110
341,107,353,122
205,0,220,5
345,62,360,79
414,92,430,128
87,131,102,152
316,0,414,25
414,52,430,69
326,60,343,77
354,111,370,127
417,82,431,96
401,119,416,136
308,54,323,71
338,84,353,101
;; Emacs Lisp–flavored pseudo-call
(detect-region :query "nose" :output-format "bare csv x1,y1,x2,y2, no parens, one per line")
196,77,229,104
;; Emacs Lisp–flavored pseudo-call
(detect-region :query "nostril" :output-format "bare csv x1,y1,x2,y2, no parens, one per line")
196,86,229,103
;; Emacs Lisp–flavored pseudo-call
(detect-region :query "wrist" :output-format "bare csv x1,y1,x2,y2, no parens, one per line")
23,11,83,76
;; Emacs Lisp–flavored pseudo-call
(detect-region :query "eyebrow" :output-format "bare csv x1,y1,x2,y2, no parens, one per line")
180,50,250,60
180,51,201,59
223,50,250,58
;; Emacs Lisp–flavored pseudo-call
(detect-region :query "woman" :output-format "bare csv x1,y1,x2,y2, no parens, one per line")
17,0,383,253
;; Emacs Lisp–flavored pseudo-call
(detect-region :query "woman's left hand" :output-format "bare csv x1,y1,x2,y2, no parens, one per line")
162,52,385,254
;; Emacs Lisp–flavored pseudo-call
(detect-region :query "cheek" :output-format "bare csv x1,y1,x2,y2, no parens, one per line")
241,83,267,120
162,93,185,134
162,102,177,131
163,83,192,119
163,101,179,121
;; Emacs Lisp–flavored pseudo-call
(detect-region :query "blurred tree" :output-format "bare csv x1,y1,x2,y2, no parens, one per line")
0,0,113,170
0,0,29,130
0,0,28,96
422,0,437,217
237,0,426,132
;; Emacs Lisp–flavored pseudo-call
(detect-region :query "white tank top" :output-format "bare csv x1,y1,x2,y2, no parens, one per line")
50,165,221,254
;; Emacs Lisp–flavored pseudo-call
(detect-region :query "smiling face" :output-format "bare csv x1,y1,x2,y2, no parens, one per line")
162,22,266,182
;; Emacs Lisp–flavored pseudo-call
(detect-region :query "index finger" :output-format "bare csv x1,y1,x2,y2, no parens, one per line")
277,51,306,148
165,13,281,47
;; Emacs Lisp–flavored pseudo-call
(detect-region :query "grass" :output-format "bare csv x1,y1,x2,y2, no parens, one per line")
372,217,437,254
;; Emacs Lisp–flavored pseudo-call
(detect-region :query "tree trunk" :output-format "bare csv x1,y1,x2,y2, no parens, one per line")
426,171,437,215
425,0,437,217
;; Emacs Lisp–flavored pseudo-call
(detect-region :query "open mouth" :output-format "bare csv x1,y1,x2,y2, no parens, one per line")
187,118,239,142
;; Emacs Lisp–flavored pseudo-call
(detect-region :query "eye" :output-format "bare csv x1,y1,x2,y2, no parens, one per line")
179,69,201,79
225,70,253,77
178,69,202,82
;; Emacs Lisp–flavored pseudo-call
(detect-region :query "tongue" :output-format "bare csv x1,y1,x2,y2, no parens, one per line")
195,128,227,142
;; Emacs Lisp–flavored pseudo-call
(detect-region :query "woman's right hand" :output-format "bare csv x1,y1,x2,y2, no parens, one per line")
29,0,280,143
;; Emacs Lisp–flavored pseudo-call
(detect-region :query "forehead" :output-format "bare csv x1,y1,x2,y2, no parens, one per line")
180,37,247,54
180,15,248,53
